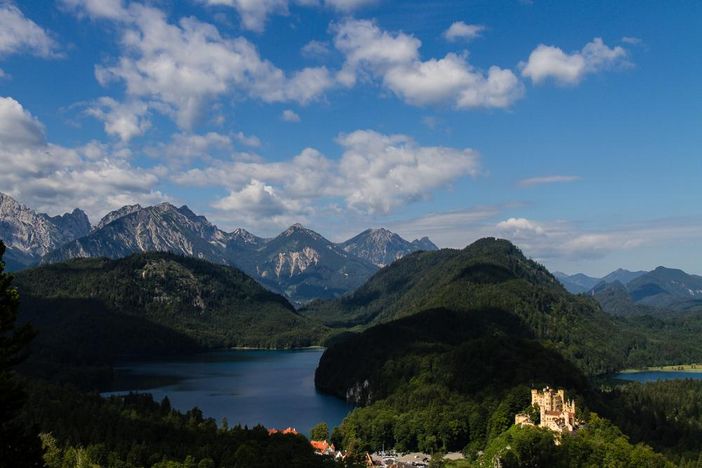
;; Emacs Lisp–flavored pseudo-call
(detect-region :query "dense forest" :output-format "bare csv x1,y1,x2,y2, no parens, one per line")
13,253,328,389
5,238,702,466
20,380,337,468
314,239,702,465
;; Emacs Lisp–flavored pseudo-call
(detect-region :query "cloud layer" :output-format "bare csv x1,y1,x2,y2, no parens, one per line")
0,96,165,221
521,38,628,85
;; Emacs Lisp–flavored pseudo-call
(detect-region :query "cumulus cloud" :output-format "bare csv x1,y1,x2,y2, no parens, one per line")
0,96,46,147
518,175,580,187
199,0,288,32
281,109,301,122
197,0,375,32
0,96,166,220
443,21,485,42
60,0,129,20
521,38,628,85
213,179,310,225
65,2,334,133
495,217,645,260
301,40,331,59
333,19,523,109
0,4,59,58
85,97,150,142
172,129,479,228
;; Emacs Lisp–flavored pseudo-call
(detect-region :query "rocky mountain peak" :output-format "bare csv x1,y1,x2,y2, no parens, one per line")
339,227,439,268
96,204,142,230
0,192,92,266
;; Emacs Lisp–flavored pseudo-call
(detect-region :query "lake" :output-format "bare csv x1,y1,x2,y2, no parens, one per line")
615,371,702,383
103,349,353,437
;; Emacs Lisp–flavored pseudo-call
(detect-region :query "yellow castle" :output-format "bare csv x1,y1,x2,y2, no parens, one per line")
515,387,579,433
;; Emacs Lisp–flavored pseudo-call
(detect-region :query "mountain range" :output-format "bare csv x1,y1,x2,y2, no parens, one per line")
554,269,647,294
0,192,438,304
557,267,702,316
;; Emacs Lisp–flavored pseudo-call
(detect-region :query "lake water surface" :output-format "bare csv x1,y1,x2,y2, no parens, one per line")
615,371,702,383
103,349,352,436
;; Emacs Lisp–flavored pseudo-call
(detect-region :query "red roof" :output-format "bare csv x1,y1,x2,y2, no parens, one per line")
310,440,335,453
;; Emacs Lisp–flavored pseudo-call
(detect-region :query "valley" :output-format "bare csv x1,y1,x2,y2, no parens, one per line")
5,234,702,466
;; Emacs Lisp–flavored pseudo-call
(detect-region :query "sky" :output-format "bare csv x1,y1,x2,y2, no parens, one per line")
0,0,700,276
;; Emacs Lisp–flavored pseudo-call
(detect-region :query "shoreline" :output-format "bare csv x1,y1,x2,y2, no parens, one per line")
618,363,702,374
228,345,326,351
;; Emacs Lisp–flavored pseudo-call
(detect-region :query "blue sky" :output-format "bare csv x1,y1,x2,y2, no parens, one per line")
0,0,700,275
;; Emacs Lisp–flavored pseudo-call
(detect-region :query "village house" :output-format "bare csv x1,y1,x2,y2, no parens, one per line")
515,387,580,433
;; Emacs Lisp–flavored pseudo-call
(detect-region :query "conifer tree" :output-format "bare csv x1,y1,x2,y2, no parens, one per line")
0,241,43,466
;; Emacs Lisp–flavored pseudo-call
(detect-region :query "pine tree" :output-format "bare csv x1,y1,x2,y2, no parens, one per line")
0,241,43,466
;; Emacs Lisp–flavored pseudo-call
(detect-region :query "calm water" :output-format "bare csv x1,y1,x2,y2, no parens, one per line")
103,349,352,436
615,371,702,383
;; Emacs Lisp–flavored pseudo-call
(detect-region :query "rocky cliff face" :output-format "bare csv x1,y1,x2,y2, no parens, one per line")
252,224,378,303
95,204,143,230
1,196,438,303
339,228,439,267
0,192,91,269
43,203,232,265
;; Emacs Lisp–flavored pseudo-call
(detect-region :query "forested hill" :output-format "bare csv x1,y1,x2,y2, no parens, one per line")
307,238,702,376
312,239,702,463
13,252,328,386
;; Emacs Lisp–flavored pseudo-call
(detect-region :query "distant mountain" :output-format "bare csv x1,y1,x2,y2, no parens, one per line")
601,268,647,285
627,267,702,309
0,192,91,270
587,267,702,315
95,204,142,230
43,203,232,265
251,224,378,303
555,269,646,294
0,196,437,303
553,272,600,294
338,228,439,267
15,252,326,387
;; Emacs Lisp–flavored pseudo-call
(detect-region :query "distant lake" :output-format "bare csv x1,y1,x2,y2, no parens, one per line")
615,371,702,383
103,349,352,436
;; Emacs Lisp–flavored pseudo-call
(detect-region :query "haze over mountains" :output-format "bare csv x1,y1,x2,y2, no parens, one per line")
0,192,438,304
557,267,702,316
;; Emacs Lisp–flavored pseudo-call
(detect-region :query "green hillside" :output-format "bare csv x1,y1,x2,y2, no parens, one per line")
311,239,702,463
307,238,702,376
14,252,327,386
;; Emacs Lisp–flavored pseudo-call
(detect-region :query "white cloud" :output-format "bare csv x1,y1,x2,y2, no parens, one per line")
282,109,301,122
622,36,641,45
0,4,59,58
495,217,645,260
323,0,377,11
234,131,261,147
301,40,330,58
336,130,480,213
0,96,46,147
497,217,546,236
443,21,485,42
0,96,166,220
199,0,288,32
383,53,523,108
173,129,480,230
518,175,580,187
521,38,628,85
65,2,333,132
60,0,129,20
197,0,374,32
213,179,310,226
333,19,523,109
86,97,150,142
146,131,233,164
